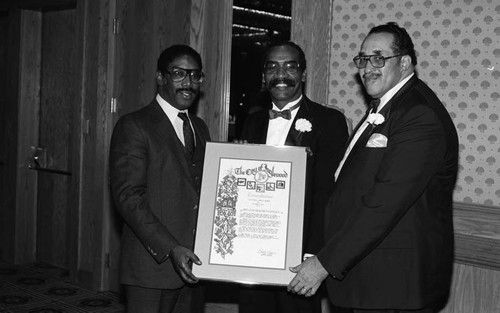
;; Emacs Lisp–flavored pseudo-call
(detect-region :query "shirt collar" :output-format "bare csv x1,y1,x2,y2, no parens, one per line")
377,72,414,112
156,94,188,121
271,95,303,111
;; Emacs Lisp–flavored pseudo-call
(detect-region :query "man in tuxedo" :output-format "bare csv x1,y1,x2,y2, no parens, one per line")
287,22,459,313
109,45,210,313
238,41,349,313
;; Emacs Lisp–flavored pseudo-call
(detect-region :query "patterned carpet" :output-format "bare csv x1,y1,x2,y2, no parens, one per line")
0,260,124,313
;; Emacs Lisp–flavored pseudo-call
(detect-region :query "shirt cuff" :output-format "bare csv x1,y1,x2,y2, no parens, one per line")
303,253,314,261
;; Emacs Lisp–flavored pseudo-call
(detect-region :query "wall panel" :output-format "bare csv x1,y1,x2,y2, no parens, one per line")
291,0,332,105
190,0,232,141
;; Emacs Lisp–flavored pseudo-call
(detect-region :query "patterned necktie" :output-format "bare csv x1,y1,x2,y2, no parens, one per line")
370,98,381,114
178,112,195,158
268,102,301,120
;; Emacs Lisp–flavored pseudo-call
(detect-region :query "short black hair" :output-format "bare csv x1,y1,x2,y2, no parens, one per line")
262,41,307,71
368,22,417,66
157,44,203,73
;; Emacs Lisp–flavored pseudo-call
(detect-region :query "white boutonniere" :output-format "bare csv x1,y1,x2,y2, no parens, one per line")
295,118,312,133
366,113,385,126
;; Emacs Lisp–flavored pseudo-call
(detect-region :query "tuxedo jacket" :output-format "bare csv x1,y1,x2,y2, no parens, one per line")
240,96,348,254
109,99,210,289
317,75,459,309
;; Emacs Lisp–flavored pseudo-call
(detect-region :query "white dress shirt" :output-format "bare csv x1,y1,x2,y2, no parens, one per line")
156,94,195,146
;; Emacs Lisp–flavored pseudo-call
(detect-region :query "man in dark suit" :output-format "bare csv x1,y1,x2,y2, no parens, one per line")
287,22,459,313
109,45,210,313
238,41,349,313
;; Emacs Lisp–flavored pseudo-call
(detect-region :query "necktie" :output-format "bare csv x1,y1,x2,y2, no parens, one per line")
370,98,380,114
178,112,195,158
268,102,301,120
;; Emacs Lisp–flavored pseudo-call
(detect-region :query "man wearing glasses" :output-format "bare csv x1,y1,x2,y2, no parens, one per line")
238,41,349,313
110,45,210,313
288,22,458,313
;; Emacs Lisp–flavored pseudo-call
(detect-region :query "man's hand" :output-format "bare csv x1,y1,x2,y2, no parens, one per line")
169,245,202,284
287,256,329,297
232,139,248,144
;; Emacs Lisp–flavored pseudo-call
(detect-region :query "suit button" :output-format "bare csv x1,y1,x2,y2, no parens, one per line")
192,229,196,235
195,176,199,180
192,163,196,167
193,205,198,210
147,246,157,256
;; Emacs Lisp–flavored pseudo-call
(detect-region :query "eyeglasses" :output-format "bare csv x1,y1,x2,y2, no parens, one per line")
263,61,300,74
166,67,204,83
353,54,403,69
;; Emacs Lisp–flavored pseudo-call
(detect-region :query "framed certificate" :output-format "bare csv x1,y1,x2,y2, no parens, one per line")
192,142,307,286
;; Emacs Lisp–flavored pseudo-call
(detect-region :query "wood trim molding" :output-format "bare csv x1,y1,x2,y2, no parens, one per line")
291,0,332,105
453,202,500,270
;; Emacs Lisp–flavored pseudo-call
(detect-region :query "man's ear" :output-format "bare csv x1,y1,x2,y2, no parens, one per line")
400,56,411,71
301,69,307,82
156,71,166,85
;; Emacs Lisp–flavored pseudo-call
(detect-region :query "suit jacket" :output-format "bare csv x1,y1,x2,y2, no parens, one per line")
109,99,210,289
317,75,459,309
240,96,348,254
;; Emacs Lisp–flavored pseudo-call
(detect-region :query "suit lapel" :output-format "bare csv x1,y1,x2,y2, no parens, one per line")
147,100,193,181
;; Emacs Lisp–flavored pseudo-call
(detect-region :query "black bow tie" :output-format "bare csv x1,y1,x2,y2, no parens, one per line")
269,109,291,119
268,102,301,120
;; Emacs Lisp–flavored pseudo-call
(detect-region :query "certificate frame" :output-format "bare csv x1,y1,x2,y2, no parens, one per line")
193,142,307,286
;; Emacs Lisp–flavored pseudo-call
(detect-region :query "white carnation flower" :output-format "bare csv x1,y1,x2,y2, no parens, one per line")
295,118,312,132
366,113,385,125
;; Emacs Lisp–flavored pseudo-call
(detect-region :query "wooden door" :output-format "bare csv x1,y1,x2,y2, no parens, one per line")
13,5,78,270
34,8,77,268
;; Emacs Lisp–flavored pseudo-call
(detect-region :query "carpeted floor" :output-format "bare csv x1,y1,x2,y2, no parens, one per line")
0,260,124,313
0,260,240,313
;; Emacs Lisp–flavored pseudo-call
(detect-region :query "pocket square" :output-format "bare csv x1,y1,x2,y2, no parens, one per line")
366,133,388,148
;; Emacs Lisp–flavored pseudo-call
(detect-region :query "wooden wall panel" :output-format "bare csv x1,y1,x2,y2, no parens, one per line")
0,10,18,262
66,0,84,285
291,0,332,105
440,202,500,312
190,0,233,141
77,0,110,289
453,203,500,270
441,263,500,313
113,0,191,118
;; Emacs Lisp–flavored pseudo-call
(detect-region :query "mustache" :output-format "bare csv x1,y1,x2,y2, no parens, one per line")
268,78,296,88
175,87,197,93
363,73,380,79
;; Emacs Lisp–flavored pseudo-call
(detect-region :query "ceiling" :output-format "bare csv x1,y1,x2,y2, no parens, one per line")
232,0,291,47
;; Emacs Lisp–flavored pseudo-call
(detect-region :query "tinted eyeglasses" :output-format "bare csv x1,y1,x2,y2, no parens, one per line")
353,54,403,69
166,67,204,83
263,61,300,74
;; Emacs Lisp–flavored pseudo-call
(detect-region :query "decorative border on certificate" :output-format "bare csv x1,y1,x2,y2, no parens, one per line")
210,158,291,269
193,142,307,286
